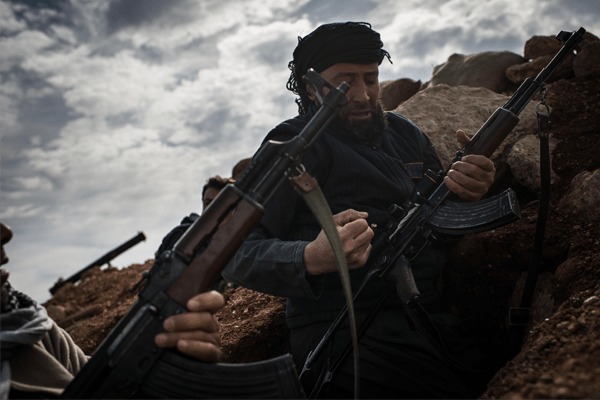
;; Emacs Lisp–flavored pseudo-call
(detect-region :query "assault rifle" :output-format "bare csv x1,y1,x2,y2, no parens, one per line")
50,232,146,295
299,27,586,396
60,70,349,399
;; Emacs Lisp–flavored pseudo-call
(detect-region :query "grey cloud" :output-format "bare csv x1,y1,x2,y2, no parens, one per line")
555,0,600,16
402,26,465,58
2,66,75,141
291,0,379,24
253,36,296,66
6,0,74,29
105,0,191,34
106,111,138,129
188,109,250,148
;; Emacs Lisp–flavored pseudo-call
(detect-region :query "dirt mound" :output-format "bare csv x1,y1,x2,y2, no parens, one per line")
44,261,290,363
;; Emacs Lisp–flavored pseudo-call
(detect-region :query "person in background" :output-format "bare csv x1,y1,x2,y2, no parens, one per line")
0,221,224,399
202,157,252,212
202,175,232,212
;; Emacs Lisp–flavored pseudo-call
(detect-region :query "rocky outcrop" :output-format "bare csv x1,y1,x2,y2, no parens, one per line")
506,53,575,84
506,135,560,192
506,32,600,84
557,169,600,220
393,84,538,169
425,51,526,93
574,41,600,79
379,78,421,111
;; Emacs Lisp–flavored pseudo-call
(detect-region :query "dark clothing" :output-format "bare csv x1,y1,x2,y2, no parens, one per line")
223,109,473,398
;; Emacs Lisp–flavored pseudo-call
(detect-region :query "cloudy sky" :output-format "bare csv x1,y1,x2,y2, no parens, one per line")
1,0,598,304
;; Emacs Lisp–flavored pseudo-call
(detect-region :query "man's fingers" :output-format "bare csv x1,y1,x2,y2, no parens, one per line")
456,129,470,148
163,311,219,333
460,155,496,172
187,290,225,314
155,329,220,348
333,209,368,226
177,339,222,363
155,331,223,362
339,217,371,239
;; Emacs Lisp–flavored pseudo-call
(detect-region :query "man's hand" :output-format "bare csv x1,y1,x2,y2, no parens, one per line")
154,290,225,362
444,130,496,202
304,209,374,276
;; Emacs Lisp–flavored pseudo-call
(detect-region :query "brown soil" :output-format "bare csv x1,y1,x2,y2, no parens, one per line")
44,75,600,398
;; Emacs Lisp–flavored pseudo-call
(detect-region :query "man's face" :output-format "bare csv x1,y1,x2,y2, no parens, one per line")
1,222,13,306
202,187,222,212
307,62,385,140
1,222,13,267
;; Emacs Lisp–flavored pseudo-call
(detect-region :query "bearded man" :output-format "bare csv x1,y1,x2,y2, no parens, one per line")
223,22,495,398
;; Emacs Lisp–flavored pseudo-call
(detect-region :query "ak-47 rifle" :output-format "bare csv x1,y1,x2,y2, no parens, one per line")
299,27,586,396
50,232,146,295
60,70,349,399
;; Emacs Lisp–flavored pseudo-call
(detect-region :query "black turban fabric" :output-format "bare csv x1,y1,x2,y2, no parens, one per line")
287,22,391,114
293,21,390,76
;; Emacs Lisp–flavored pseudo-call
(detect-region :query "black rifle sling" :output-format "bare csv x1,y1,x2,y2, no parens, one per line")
508,91,552,353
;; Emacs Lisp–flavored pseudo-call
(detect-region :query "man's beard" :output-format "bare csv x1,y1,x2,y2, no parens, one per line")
335,100,388,142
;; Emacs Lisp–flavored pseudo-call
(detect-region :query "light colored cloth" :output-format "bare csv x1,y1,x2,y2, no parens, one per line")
1,304,89,398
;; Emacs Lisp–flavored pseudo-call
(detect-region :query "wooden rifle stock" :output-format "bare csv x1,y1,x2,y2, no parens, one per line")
168,188,263,305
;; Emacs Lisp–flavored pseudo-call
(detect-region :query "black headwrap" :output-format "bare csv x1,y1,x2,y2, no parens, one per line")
287,22,392,115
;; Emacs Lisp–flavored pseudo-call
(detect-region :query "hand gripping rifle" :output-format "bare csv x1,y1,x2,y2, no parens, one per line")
299,27,586,397
60,70,349,399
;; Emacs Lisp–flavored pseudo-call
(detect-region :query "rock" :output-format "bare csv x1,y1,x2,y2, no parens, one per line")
575,31,600,53
426,51,526,93
394,84,538,168
506,53,575,84
557,169,600,220
46,305,67,322
524,32,598,59
379,78,421,111
506,135,560,192
524,35,564,60
574,41,600,79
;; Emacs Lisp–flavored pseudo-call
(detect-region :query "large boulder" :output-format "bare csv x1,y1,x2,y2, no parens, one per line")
573,41,600,79
575,31,600,53
506,135,560,192
506,53,575,84
425,51,526,93
379,78,421,111
524,35,564,60
507,31,600,85
557,169,600,221
394,84,538,169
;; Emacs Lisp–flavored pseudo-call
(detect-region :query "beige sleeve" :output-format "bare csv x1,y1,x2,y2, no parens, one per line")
9,320,90,397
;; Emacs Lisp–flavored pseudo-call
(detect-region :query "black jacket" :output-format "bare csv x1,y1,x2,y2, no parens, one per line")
223,109,446,329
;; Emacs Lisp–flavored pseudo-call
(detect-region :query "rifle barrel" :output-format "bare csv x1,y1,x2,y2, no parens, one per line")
49,232,146,295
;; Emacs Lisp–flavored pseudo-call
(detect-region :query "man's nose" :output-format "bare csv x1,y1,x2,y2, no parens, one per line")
350,81,370,104
0,222,12,246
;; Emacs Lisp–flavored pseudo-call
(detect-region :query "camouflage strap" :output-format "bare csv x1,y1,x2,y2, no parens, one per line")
291,166,360,399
